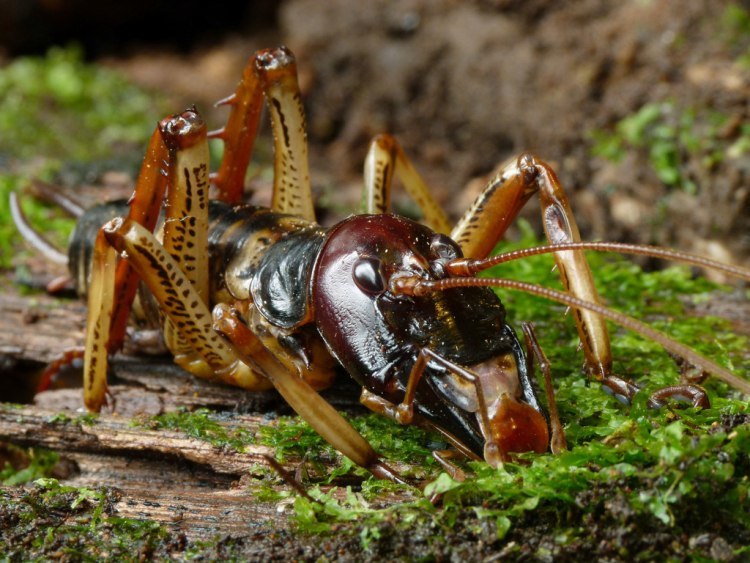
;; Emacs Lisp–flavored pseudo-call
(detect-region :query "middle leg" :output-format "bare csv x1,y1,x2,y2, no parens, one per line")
450,154,633,397
360,146,623,396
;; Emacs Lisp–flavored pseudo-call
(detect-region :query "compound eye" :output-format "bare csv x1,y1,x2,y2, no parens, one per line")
353,256,386,295
430,234,460,261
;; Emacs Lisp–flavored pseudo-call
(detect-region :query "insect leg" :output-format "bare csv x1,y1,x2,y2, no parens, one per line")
97,217,272,390
211,52,266,205
83,228,118,411
431,450,467,481
359,347,435,425
57,125,167,406
450,153,630,397
260,47,316,222
211,47,315,221
521,323,567,454
158,109,213,367
533,158,625,393
85,106,268,409
107,128,169,355
38,348,85,392
362,134,451,234
647,385,710,408
213,303,406,484
450,154,539,259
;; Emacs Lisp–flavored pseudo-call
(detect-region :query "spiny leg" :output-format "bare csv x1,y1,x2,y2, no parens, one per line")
533,158,615,386
362,134,451,234
107,128,169,355
212,303,406,484
211,47,315,222
38,348,85,392
158,109,213,371
450,153,631,397
210,55,265,204
645,352,710,408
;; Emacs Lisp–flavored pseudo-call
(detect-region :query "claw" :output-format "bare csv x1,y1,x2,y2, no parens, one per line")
601,375,641,405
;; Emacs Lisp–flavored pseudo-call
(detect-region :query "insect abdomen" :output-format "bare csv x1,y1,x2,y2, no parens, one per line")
206,202,325,326
71,200,325,328
68,201,130,296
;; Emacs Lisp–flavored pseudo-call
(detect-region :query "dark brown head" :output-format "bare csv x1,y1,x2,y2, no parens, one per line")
311,214,549,464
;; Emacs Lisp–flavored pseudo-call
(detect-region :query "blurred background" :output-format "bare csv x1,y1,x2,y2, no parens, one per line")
1,0,750,271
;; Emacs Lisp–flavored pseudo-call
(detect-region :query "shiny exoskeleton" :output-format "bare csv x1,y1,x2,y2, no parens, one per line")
67,199,548,465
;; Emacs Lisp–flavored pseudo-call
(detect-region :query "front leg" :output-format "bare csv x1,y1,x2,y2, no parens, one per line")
451,154,633,397
213,304,406,483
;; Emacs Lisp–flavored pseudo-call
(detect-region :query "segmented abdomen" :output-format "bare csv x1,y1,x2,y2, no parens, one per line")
69,200,326,325
68,201,130,296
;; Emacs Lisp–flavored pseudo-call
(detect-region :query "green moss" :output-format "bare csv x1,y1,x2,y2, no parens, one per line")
0,447,60,486
257,412,443,484
46,412,72,425
289,225,749,556
722,3,750,65
589,102,742,195
137,408,255,453
0,46,163,163
0,46,167,269
0,478,170,560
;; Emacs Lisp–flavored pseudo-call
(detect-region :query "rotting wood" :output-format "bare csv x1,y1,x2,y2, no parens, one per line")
0,401,299,538
34,451,288,540
0,404,276,475
0,286,400,539
0,290,85,365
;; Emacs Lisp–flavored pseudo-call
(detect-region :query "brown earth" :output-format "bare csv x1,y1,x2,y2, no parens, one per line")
278,0,750,267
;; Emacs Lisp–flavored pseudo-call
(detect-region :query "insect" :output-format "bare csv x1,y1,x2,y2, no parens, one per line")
16,46,750,481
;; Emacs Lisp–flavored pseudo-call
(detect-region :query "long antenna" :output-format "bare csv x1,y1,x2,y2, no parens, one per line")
446,241,750,282
9,191,68,264
391,275,750,395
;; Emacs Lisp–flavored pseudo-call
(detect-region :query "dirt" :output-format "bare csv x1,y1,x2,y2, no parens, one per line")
278,0,750,266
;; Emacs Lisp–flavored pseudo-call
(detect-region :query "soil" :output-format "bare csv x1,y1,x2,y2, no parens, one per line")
278,0,750,267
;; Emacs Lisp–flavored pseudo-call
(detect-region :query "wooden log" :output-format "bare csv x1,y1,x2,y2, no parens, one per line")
0,286,364,539
0,404,275,475
0,290,85,365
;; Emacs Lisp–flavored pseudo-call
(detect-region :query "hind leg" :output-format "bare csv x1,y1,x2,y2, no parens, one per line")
212,47,316,222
